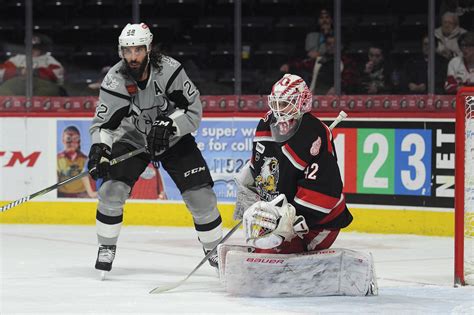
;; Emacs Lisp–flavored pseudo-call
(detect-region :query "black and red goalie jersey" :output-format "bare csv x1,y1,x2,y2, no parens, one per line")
250,111,353,230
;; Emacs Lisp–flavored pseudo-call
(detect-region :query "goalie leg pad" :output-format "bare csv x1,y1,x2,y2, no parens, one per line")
223,248,378,297
217,244,255,282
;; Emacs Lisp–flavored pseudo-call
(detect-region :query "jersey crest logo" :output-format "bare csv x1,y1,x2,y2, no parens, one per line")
103,74,119,90
310,137,322,156
255,157,279,201
131,97,169,135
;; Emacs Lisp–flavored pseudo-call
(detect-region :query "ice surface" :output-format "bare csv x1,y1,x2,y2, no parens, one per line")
1,225,473,314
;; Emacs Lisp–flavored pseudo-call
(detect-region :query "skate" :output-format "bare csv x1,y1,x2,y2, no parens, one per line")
366,279,379,296
95,244,116,279
203,248,219,269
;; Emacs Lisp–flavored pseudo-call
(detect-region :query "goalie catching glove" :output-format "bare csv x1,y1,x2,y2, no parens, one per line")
243,194,309,249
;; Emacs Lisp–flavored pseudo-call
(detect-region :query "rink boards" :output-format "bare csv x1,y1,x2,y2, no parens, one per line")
0,114,457,236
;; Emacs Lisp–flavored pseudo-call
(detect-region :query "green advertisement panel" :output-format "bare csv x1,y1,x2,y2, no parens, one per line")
357,128,395,194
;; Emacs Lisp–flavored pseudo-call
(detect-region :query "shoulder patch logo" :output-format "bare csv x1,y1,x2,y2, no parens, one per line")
126,84,137,95
162,56,179,68
310,137,321,156
103,74,119,90
256,142,265,154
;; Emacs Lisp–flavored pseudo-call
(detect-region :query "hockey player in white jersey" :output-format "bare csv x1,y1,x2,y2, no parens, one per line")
87,23,222,274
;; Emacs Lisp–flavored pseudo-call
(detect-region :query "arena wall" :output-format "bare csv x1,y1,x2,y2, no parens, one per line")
0,98,456,236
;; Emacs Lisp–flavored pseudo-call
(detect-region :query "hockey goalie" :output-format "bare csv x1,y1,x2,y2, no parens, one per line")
218,74,378,297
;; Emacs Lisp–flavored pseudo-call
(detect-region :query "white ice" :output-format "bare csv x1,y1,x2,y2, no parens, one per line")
1,224,473,314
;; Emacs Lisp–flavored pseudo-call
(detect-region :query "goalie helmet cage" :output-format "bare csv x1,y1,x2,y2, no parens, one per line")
455,86,474,286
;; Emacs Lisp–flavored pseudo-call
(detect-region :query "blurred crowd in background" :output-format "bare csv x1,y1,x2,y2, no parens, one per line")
1,0,474,97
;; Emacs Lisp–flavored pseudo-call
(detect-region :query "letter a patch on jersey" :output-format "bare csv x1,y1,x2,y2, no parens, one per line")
153,81,163,96
256,142,265,154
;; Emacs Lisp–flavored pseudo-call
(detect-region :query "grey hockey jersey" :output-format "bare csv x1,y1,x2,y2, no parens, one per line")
90,55,202,150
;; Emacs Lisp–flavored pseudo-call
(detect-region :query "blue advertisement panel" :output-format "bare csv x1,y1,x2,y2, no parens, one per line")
394,129,432,196
161,118,259,201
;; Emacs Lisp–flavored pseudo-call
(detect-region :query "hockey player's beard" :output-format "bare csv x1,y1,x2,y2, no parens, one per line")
124,59,148,81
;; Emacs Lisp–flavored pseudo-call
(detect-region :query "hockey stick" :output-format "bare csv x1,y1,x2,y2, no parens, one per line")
149,220,243,294
149,110,348,294
329,110,348,130
0,146,147,212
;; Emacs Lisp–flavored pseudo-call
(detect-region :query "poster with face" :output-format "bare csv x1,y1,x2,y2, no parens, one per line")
56,120,93,198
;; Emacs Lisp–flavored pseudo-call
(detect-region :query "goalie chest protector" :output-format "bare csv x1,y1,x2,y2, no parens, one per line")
251,112,352,229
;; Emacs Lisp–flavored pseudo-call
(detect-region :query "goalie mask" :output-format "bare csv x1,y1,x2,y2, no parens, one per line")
268,74,312,142
118,23,153,58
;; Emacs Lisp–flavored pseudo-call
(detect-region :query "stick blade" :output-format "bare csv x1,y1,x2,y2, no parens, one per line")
149,280,184,294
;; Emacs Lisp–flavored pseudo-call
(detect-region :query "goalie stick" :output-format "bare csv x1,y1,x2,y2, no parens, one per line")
0,146,147,212
149,220,243,294
149,110,348,294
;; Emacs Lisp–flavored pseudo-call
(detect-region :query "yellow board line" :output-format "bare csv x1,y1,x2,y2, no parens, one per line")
0,201,454,237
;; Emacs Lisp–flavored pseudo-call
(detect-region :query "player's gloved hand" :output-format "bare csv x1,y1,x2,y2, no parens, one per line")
243,194,308,249
88,143,112,180
147,115,177,160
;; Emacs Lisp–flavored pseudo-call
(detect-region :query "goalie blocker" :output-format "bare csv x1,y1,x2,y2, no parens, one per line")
217,244,378,297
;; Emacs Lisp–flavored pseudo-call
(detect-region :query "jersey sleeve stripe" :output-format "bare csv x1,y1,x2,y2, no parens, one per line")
294,187,342,212
253,136,274,142
282,143,307,170
316,196,346,225
165,64,184,93
254,131,273,142
100,86,131,101
256,130,272,137
100,106,131,130
294,193,346,225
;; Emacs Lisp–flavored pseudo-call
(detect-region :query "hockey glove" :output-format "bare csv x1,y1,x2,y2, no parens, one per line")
146,116,177,160
88,143,112,180
243,194,308,249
